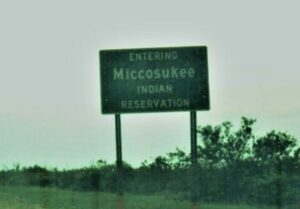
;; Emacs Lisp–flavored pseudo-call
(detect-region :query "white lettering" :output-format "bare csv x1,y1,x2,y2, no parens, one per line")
113,67,195,81
120,99,190,109
129,51,178,62
113,68,124,80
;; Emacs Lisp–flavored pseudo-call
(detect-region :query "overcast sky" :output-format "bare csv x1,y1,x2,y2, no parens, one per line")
1,1,300,169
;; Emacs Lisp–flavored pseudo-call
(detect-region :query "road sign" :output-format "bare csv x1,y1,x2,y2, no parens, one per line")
100,46,209,114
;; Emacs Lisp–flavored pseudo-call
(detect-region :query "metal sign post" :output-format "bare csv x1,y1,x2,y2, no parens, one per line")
190,111,198,204
115,114,123,184
190,111,197,166
115,114,124,209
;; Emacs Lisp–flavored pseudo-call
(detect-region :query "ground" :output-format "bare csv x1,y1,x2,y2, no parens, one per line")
0,186,275,209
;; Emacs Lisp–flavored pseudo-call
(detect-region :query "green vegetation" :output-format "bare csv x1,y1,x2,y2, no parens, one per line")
0,186,275,209
1,118,299,208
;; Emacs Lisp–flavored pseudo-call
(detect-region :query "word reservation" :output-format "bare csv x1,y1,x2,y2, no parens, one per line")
121,99,189,110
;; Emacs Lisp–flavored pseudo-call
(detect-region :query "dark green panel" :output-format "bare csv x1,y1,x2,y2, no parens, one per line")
99,46,210,114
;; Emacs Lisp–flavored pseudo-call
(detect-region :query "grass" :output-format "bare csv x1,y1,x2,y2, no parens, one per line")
0,186,275,209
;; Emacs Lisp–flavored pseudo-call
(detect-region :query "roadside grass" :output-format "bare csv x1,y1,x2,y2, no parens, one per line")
0,186,276,209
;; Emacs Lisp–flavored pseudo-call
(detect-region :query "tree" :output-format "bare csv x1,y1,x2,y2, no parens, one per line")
253,131,298,207
166,147,190,169
196,117,256,202
254,131,297,163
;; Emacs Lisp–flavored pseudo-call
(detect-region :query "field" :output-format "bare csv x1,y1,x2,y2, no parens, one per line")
0,186,277,209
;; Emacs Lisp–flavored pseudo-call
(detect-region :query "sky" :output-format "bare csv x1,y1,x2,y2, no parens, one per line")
1,0,300,169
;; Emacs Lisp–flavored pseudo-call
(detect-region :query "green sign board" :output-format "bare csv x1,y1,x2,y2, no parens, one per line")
100,46,210,114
